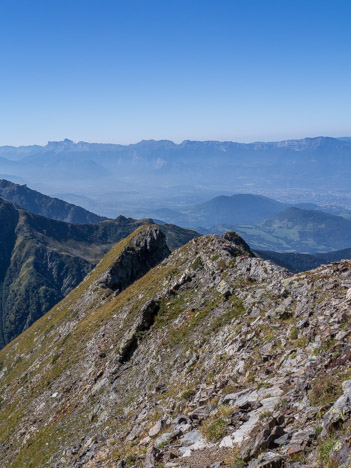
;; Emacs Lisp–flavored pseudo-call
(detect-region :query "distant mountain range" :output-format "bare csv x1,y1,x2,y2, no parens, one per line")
1,137,351,215
0,197,197,349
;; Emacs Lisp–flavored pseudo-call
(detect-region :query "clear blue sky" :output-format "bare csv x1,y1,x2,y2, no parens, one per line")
0,0,350,145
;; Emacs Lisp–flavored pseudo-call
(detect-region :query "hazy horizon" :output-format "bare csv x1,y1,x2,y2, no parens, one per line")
1,134,351,148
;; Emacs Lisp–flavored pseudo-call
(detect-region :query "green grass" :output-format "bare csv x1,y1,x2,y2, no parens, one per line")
0,226,179,464
309,375,342,406
289,326,298,339
318,437,337,465
201,417,227,441
181,389,196,399
190,256,203,270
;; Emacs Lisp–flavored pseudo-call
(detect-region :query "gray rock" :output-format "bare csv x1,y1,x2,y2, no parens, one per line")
149,420,164,437
100,225,170,292
171,415,190,425
179,430,202,447
240,417,285,460
155,429,181,447
216,280,233,298
223,388,258,408
119,299,161,364
329,437,351,467
144,447,159,468
286,429,316,455
247,451,286,468
323,379,351,434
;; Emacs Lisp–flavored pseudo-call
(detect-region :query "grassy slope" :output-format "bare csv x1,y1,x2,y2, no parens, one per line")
0,230,350,467
0,199,198,348
0,226,183,466
0,231,248,467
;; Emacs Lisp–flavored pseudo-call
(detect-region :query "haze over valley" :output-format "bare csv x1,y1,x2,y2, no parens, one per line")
1,135,351,255
1,136,351,219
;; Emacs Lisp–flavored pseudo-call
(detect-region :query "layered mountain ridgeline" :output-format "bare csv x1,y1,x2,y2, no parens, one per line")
141,195,351,255
235,208,351,253
2,178,350,255
150,195,351,231
0,198,197,349
1,137,351,197
0,179,107,223
257,247,351,273
148,194,289,228
1,228,351,467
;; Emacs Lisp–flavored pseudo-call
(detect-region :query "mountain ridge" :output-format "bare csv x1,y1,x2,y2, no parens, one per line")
0,179,107,223
0,228,351,467
3,135,350,151
1,136,351,201
0,198,198,349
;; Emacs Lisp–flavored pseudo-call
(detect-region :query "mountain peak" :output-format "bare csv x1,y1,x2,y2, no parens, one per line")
1,225,351,466
97,224,171,294
46,138,75,150
221,231,253,256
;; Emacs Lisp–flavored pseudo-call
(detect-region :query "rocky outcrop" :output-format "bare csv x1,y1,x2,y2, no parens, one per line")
0,231,351,467
118,299,161,364
222,231,253,256
98,225,170,293
0,199,197,349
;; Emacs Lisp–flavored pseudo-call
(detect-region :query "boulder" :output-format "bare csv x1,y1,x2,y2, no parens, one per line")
247,451,286,468
149,420,164,437
240,417,285,460
323,380,351,435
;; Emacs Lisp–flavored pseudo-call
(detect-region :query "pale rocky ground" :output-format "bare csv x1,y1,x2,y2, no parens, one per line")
0,227,351,467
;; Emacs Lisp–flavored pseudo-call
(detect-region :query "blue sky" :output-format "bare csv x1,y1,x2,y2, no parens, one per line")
0,0,350,145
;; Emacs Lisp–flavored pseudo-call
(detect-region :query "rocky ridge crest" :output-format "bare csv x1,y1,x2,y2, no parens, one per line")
0,230,351,467
0,198,197,349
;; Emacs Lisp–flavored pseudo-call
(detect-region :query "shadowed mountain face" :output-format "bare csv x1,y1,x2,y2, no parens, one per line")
98,225,171,293
0,198,198,349
0,179,107,223
1,228,351,467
